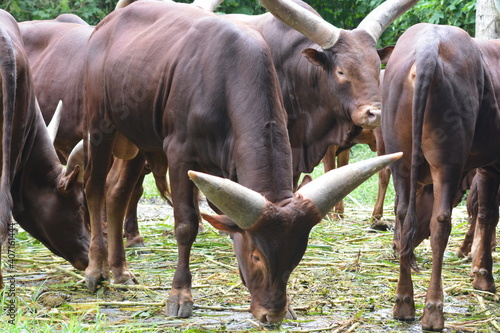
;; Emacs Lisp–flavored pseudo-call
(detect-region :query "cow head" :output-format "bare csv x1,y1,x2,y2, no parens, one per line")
189,152,402,323
259,0,417,129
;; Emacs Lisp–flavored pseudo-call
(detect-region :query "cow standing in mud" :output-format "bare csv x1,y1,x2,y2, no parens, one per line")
383,23,500,331
0,9,88,287
83,0,401,324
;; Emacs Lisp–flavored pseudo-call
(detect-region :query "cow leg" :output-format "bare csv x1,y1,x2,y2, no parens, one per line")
372,166,390,221
334,149,349,218
458,180,479,258
106,155,145,285
164,161,200,318
392,179,417,321
470,170,498,293
323,145,344,219
421,180,455,331
124,173,146,248
85,132,115,292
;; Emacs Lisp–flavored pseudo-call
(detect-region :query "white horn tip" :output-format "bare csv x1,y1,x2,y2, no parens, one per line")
388,152,403,160
187,170,198,180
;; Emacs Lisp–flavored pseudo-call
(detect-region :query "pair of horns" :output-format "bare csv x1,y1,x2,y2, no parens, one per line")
259,0,419,48
189,152,402,229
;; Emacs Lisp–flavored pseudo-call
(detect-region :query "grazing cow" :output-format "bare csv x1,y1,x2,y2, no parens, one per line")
382,23,500,330
0,9,88,287
19,10,146,247
83,0,401,323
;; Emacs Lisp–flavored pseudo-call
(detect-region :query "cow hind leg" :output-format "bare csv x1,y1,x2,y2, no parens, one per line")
393,188,417,321
470,170,498,293
124,173,146,248
421,181,455,331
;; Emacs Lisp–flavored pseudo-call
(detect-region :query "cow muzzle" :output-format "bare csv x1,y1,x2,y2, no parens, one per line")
353,106,381,129
252,306,288,324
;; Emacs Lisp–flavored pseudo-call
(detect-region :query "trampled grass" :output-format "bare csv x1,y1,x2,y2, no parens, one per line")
1,145,498,332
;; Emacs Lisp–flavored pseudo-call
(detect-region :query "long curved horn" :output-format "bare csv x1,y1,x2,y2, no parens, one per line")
192,0,223,11
66,140,84,183
298,152,402,217
259,0,341,49
46,100,63,144
188,170,269,229
357,0,419,42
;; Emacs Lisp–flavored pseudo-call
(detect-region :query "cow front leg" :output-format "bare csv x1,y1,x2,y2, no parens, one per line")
470,171,498,293
165,163,200,318
106,156,144,284
85,135,114,292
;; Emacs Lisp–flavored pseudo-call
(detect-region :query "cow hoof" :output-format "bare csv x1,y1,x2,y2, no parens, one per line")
421,302,444,331
370,219,393,231
393,296,415,321
472,270,496,293
285,306,297,320
125,237,146,248
456,248,470,259
165,300,193,318
85,274,106,292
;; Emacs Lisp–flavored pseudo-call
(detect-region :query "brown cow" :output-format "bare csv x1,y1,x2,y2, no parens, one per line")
0,9,88,287
225,0,417,186
19,10,146,248
382,23,500,330
83,0,401,324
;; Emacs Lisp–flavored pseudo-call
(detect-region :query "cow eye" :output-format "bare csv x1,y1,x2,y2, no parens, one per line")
337,70,345,76
252,255,260,262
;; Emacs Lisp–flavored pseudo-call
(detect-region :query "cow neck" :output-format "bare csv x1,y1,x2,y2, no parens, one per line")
226,88,293,204
280,49,355,174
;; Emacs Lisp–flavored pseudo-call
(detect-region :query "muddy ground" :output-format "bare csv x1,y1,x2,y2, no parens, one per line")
1,198,499,332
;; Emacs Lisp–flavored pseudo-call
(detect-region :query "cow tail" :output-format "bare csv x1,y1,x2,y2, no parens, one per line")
154,173,173,206
400,42,439,271
0,26,16,245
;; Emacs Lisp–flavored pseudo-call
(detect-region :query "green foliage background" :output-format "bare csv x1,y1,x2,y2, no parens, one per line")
2,0,476,45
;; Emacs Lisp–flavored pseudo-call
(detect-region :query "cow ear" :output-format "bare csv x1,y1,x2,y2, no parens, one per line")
201,213,243,234
58,165,81,195
377,45,394,65
302,48,328,68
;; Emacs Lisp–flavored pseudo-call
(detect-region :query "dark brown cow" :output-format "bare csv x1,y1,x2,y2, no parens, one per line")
382,23,500,330
0,9,88,287
19,19,92,163
226,0,417,187
83,0,401,324
19,12,146,247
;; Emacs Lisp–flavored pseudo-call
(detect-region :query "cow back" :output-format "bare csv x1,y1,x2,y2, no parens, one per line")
19,20,93,161
86,0,293,201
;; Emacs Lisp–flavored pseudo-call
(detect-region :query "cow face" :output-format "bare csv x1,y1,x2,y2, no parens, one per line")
202,197,321,324
302,30,383,129
19,166,89,270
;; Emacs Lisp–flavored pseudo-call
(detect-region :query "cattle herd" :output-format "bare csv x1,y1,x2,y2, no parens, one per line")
0,0,498,331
